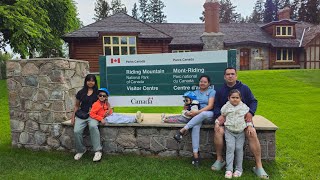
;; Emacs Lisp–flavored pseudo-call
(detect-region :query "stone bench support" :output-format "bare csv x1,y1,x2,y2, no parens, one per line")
60,114,277,160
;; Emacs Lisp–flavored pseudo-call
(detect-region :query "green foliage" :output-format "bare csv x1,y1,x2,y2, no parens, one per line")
38,0,81,57
131,2,139,19
0,0,80,58
199,0,240,23
219,0,240,23
110,0,127,15
138,0,149,22
0,51,11,79
1,70,320,179
148,0,166,23
263,0,275,22
0,0,51,58
248,0,264,23
93,0,111,21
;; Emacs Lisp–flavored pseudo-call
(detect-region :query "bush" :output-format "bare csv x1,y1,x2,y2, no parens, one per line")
0,51,12,79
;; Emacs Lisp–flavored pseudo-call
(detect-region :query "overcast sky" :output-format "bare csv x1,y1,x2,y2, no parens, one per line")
74,0,257,26
5,0,257,55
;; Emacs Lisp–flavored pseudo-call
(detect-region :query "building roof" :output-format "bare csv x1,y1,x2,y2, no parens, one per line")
63,13,172,40
63,13,314,48
301,24,320,47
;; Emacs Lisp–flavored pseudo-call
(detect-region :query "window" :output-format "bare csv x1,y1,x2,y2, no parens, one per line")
172,50,191,53
276,48,293,61
276,26,293,36
103,36,136,55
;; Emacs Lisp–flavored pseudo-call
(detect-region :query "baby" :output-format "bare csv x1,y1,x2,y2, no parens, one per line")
161,91,200,123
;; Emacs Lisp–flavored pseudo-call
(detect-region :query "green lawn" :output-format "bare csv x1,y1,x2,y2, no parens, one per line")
1,69,320,179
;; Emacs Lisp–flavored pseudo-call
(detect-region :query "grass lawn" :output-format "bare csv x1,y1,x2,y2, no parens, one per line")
0,69,320,179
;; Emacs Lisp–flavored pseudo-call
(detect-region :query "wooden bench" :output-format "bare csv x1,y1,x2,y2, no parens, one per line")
61,114,278,160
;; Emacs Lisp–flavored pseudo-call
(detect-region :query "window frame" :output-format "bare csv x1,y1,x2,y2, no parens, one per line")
172,50,191,53
275,26,293,37
103,36,137,56
276,48,294,62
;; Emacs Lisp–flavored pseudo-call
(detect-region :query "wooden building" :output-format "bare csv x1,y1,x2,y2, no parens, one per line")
63,4,320,72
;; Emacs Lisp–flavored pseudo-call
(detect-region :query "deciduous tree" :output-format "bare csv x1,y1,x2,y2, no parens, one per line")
0,0,80,58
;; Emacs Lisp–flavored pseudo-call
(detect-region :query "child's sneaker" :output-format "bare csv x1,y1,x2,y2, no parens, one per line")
225,171,233,179
74,150,86,160
93,151,102,162
233,170,242,178
136,111,143,123
161,113,166,122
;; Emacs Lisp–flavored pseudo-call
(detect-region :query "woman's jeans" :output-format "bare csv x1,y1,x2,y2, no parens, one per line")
184,111,214,153
74,117,102,153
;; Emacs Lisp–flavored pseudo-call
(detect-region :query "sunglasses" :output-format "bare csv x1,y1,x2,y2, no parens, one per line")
98,94,107,97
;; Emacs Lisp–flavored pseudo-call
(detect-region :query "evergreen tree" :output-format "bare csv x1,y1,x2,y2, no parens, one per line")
298,0,308,21
291,0,300,20
274,0,281,20
281,0,291,8
264,0,275,22
139,0,149,22
305,0,320,23
93,0,110,21
249,0,264,23
110,0,127,15
219,0,240,23
199,10,205,22
199,0,240,23
132,3,139,19
148,0,166,23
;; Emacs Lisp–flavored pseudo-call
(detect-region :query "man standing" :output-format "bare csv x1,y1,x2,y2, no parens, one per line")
211,67,269,179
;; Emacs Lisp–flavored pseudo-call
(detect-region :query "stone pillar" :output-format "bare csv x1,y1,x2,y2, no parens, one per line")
6,58,89,150
201,0,224,51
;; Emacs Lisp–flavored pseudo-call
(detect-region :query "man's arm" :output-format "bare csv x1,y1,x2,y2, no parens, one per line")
213,90,223,119
243,86,258,122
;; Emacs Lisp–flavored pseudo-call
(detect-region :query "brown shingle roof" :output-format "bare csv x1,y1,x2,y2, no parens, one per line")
301,24,320,47
63,13,172,39
63,13,313,48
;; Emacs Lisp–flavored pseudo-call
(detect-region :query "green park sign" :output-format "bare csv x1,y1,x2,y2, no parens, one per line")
99,50,236,106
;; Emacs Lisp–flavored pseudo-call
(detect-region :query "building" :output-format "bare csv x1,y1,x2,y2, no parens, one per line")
63,1,320,72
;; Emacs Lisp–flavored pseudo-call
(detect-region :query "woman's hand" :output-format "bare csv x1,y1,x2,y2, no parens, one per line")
188,110,199,117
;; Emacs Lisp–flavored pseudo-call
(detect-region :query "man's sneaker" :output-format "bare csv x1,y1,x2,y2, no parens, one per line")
93,151,102,162
136,111,143,123
161,113,166,122
74,150,86,160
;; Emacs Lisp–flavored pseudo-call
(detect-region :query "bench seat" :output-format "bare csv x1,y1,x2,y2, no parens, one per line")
61,114,277,160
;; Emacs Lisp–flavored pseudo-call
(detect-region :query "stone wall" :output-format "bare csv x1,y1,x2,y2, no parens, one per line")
59,124,276,160
7,58,89,150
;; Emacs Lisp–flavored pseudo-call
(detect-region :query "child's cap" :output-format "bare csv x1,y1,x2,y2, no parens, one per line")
98,88,110,96
183,91,197,100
